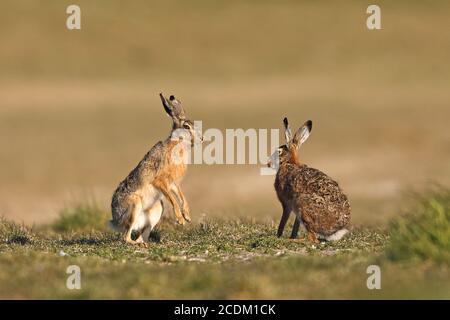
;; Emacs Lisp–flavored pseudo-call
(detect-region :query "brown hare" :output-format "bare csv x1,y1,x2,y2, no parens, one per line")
269,118,351,243
110,93,202,245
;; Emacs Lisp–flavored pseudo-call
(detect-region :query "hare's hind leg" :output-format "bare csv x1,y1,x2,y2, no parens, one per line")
142,200,164,242
140,227,152,244
123,196,143,245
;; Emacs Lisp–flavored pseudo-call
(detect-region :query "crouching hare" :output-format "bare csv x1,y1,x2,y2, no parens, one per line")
110,93,202,245
269,118,351,243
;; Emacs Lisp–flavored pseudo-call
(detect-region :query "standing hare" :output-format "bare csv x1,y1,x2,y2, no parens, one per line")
269,118,351,243
110,93,202,245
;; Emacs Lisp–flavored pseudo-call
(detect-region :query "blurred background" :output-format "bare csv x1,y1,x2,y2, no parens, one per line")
0,0,449,227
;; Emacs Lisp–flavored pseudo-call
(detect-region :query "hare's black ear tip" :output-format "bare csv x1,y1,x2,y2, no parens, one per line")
306,120,313,130
169,95,175,101
283,117,288,125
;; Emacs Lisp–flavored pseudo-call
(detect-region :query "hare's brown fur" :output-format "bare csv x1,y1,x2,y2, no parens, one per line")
111,93,200,245
273,119,351,242
275,162,351,239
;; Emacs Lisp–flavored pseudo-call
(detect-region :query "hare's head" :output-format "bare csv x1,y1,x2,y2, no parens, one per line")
159,93,203,146
268,117,312,169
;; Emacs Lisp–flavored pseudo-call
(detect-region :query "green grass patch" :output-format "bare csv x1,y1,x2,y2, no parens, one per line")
387,188,450,264
1,216,388,264
0,218,34,245
51,202,109,233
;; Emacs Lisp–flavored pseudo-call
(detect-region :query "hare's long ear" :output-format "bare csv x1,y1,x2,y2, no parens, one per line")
283,117,292,144
292,120,312,147
169,95,186,121
159,93,173,117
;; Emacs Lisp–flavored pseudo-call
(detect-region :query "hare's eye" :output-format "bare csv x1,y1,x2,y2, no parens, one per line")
278,148,283,155
183,123,191,129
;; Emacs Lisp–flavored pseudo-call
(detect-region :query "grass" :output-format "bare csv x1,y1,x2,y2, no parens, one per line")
387,188,450,264
4,215,389,264
51,202,109,233
0,218,33,245
0,189,449,299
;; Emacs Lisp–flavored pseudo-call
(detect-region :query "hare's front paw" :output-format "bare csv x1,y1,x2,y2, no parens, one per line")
181,207,191,223
176,215,186,225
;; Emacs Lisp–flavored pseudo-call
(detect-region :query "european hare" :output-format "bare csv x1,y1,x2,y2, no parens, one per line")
269,118,351,243
110,93,202,245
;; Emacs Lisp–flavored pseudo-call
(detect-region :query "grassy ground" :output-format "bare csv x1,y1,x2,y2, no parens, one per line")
0,189,448,299
0,0,449,299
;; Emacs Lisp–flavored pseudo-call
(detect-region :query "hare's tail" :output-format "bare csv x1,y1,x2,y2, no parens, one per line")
325,228,349,241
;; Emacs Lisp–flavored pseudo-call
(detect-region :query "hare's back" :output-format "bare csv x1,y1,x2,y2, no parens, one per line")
294,166,350,235
111,142,166,218
295,166,344,199
122,141,167,191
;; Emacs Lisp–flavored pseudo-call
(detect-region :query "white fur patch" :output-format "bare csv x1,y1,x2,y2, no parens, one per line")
325,229,349,241
148,201,164,229
131,211,148,231
139,185,163,210
130,200,164,234
267,149,280,170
